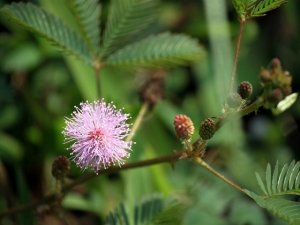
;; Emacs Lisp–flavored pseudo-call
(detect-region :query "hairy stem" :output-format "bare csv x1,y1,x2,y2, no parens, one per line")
194,157,246,194
126,102,149,142
228,20,246,95
238,97,264,117
0,151,183,219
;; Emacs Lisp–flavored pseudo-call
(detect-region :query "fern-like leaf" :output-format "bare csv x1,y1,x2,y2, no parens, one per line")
232,0,258,19
105,196,188,225
0,2,92,64
255,161,300,196
246,191,300,225
105,32,205,68
67,0,101,53
101,0,159,58
250,0,287,17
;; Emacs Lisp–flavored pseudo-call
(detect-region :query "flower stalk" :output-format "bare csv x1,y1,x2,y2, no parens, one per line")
194,157,245,194
228,19,246,95
126,102,149,142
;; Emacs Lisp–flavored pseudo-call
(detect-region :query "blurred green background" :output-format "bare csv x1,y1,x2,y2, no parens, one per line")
0,0,299,224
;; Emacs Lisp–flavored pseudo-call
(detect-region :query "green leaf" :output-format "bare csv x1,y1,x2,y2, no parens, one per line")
255,161,300,197
105,196,188,225
266,163,272,194
272,161,279,193
67,0,101,53
232,0,257,19
250,0,287,17
0,2,92,64
255,172,268,195
246,191,300,225
272,93,298,115
101,0,159,58
105,32,205,68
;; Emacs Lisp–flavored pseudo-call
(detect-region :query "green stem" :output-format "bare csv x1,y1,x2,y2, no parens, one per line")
238,98,264,117
194,157,246,194
126,102,149,142
228,20,246,95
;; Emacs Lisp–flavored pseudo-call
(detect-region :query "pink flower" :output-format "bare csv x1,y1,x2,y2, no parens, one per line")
63,99,132,173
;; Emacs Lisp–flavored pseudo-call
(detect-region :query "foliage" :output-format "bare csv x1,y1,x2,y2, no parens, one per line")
0,0,203,68
232,0,287,19
0,2,92,63
67,0,101,53
246,161,300,224
105,32,205,68
105,196,188,225
0,0,299,224
101,0,159,58
250,0,287,17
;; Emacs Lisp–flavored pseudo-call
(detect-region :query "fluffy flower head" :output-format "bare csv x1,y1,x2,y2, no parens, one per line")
63,99,132,173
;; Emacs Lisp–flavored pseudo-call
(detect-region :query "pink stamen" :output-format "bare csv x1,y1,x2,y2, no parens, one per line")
88,129,104,141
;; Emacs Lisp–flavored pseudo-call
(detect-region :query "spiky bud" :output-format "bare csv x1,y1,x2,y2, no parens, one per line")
174,114,194,140
238,81,253,99
226,93,242,108
199,118,216,140
260,69,272,83
52,156,70,179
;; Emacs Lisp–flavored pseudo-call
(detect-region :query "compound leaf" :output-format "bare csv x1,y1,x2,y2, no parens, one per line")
105,195,188,225
246,191,300,225
67,0,101,53
101,0,159,58
0,2,92,64
105,32,205,68
255,161,300,196
250,0,287,17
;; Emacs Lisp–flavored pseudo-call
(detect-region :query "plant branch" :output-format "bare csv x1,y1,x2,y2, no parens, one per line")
194,157,246,194
126,102,149,142
238,97,264,117
0,151,183,219
0,97,263,219
228,19,246,95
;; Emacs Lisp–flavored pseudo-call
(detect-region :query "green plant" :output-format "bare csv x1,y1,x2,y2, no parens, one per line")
0,0,299,224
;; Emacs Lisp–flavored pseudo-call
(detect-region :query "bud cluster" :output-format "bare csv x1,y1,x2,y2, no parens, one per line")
260,58,293,108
